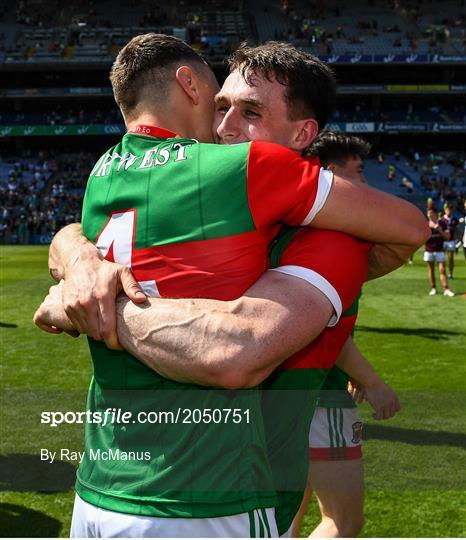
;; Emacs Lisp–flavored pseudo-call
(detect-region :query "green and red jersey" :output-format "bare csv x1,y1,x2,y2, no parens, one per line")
77,126,333,519
266,226,370,534
84,126,332,301
317,292,361,410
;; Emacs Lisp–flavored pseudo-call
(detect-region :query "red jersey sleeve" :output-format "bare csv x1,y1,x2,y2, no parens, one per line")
247,141,333,243
271,229,371,326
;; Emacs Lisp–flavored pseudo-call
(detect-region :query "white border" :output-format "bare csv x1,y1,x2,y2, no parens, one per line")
301,168,334,225
270,264,342,327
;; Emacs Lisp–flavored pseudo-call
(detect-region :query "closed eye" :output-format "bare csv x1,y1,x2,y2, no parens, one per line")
215,106,230,115
244,110,260,118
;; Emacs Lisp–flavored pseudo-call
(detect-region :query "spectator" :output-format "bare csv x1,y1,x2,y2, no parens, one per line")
0,151,93,244
388,163,395,182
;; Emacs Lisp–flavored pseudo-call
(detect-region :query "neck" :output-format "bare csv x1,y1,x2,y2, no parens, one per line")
126,112,189,138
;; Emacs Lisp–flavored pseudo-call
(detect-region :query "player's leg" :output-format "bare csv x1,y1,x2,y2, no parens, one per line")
70,494,278,538
447,249,454,278
437,253,449,293
290,478,314,537
309,459,364,538
424,253,436,293
307,407,364,538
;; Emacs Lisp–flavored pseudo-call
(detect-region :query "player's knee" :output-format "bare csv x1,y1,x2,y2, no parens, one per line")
335,512,364,537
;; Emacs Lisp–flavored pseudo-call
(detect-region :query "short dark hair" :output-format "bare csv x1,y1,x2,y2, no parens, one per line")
110,33,208,118
228,42,336,129
306,130,371,167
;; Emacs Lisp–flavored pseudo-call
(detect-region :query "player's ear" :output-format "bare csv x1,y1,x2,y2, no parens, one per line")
293,118,319,151
175,66,200,105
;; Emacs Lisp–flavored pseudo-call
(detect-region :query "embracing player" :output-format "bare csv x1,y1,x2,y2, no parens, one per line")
290,131,401,538
34,37,428,537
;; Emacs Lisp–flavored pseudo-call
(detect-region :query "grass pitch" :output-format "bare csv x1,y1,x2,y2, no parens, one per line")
1,245,465,537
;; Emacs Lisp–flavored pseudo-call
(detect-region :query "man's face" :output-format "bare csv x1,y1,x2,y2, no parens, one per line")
331,156,367,184
213,69,309,151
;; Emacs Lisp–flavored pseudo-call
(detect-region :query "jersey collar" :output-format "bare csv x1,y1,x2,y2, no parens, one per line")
128,125,180,139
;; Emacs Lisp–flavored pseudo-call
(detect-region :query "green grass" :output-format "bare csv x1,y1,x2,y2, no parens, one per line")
1,245,465,537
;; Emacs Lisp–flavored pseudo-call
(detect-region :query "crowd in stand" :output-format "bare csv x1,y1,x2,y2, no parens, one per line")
0,107,122,126
3,0,465,62
0,151,95,244
334,101,465,123
1,149,465,246
417,153,465,211
1,101,463,126
274,0,465,55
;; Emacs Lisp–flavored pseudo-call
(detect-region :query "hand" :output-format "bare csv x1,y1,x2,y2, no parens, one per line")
351,377,400,420
33,282,79,337
62,248,146,350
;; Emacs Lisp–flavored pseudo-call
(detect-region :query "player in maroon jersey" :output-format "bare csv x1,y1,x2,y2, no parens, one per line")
424,207,454,296
442,203,459,278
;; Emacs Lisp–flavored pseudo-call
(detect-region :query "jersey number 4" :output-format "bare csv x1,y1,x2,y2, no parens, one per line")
95,209,160,297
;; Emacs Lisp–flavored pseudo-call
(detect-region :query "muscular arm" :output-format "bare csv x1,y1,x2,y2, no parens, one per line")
366,242,415,280
46,178,427,348
313,175,430,249
35,271,334,389
117,271,333,388
49,223,92,282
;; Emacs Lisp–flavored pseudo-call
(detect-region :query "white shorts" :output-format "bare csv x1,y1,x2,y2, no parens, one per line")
70,494,278,538
309,407,363,461
443,240,456,252
424,251,446,263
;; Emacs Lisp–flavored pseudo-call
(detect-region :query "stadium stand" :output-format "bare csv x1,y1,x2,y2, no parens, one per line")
1,0,252,64
0,151,92,244
1,148,464,245
262,0,466,56
1,0,465,63
0,100,462,125
0,0,465,245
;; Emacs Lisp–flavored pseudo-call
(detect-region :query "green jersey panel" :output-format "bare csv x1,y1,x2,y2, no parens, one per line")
83,134,255,246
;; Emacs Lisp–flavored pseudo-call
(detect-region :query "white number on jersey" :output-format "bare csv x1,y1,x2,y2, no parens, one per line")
95,209,160,297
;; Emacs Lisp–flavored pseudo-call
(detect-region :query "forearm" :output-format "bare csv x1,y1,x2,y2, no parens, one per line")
335,336,380,387
313,176,430,248
367,243,415,280
49,223,101,281
116,272,333,389
116,296,253,388
338,337,400,420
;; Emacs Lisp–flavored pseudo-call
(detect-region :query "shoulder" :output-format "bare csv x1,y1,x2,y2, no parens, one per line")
249,141,320,168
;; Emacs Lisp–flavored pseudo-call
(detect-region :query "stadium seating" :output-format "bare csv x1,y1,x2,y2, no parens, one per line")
1,0,464,62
